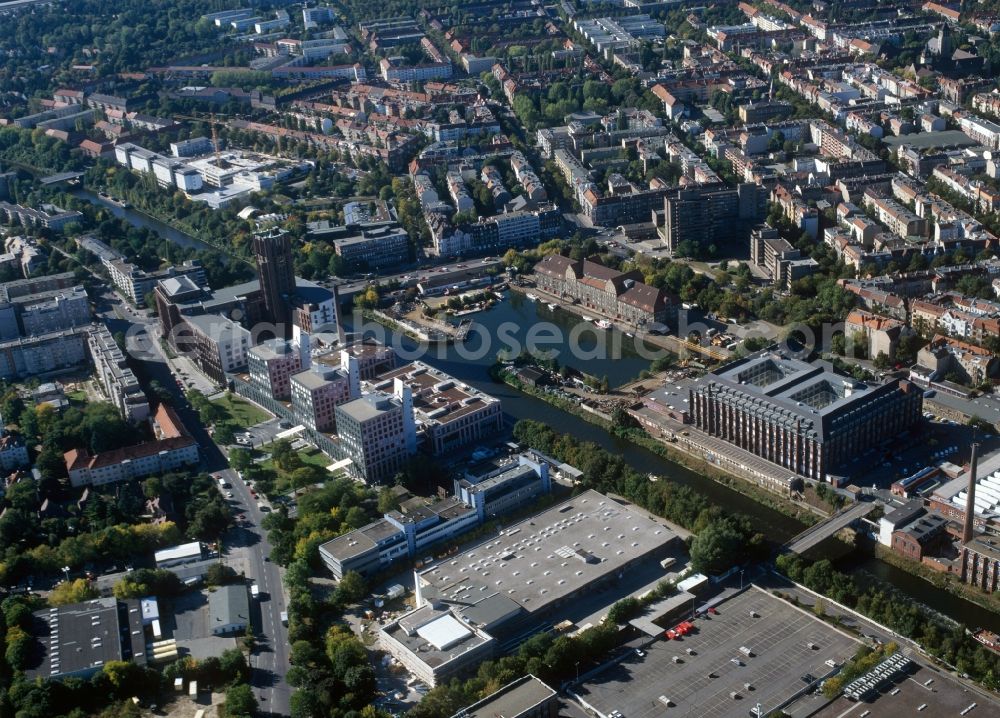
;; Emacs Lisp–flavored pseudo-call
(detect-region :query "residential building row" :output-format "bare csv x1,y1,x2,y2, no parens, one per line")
88,325,151,424
0,202,82,232
0,272,90,340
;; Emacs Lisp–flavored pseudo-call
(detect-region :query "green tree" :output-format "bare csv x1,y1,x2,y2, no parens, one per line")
377,486,400,514
229,447,253,472
49,578,98,605
271,439,296,472
337,570,368,604
223,683,257,718
5,625,32,669
689,518,759,574
606,597,642,624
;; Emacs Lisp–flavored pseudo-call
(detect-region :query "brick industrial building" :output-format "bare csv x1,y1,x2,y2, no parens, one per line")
533,255,678,329
689,350,923,482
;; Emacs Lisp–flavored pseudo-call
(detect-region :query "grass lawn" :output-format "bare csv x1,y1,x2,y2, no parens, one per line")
212,395,270,428
260,447,331,473
67,389,88,403
297,447,331,469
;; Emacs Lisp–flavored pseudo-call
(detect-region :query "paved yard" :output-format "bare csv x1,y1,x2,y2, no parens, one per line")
171,590,238,660
813,663,987,718
574,587,859,718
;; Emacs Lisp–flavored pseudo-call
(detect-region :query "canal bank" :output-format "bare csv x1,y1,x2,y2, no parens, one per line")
85,196,1000,633
490,360,825,526
347,298,1000,633
68,186,233,255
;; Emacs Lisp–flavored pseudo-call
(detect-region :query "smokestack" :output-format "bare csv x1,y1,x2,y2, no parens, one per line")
963,442,980,545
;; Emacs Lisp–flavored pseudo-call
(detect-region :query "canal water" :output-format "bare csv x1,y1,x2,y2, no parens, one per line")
90,197,1000,632
69,187,213,252
357,296,1000,631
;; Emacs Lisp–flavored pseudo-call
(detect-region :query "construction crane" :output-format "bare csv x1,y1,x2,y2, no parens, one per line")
173,113,225,164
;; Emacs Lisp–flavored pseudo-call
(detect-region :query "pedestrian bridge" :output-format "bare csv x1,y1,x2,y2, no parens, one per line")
783,501,880,554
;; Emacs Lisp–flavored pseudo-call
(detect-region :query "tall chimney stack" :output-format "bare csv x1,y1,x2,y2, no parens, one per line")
963,442,980,545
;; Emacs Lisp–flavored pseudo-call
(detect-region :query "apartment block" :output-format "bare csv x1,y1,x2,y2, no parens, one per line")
862,192,927,239
438,204,562,257
0,431,29,471
0,328,89,380
661,184,766,253
370,362,503,455
290,353,360,432
749,226,818,289
316,340,396,381
105,256,206,308
335,381,417,485
179,313,252,384
64,405,199,487
380,57,453,83
248,337,307,400
89,325,151,423
0,202,82,231
0,274,91,340
844,309,904,361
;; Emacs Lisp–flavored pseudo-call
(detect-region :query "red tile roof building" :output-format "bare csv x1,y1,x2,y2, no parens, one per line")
65,404,199,487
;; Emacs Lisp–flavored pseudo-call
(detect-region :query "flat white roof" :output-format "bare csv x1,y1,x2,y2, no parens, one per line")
154,541,202,563
327,458,353,472
677,573,708,592
416,614,472,651
276,425,306,440
140,596,159,624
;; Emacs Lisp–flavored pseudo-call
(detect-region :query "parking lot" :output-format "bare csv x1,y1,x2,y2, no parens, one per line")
812,662,985,718
573,588,859,718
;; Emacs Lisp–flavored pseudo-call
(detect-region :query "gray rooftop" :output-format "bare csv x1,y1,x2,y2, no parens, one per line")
158,274,203,298
249,338,294,362
209,584,250,630
459,463,537,496
696,350,899,439
183,312,246,337
26,597,146,679
320,519,401,562
382,604,493,670
418,489,676,619
575,588,859,718
336,392,399,423
451,675,556,718
291,365,345,390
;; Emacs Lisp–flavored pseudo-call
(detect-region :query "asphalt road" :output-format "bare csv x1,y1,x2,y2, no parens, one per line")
94,289,292,716
216,464,291,717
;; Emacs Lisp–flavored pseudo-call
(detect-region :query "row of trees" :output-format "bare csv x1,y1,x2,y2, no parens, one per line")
777,554,1000,688
511,420,768,573
260,478,387,718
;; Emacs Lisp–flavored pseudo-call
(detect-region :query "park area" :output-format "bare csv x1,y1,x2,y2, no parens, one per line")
210,394,270,428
